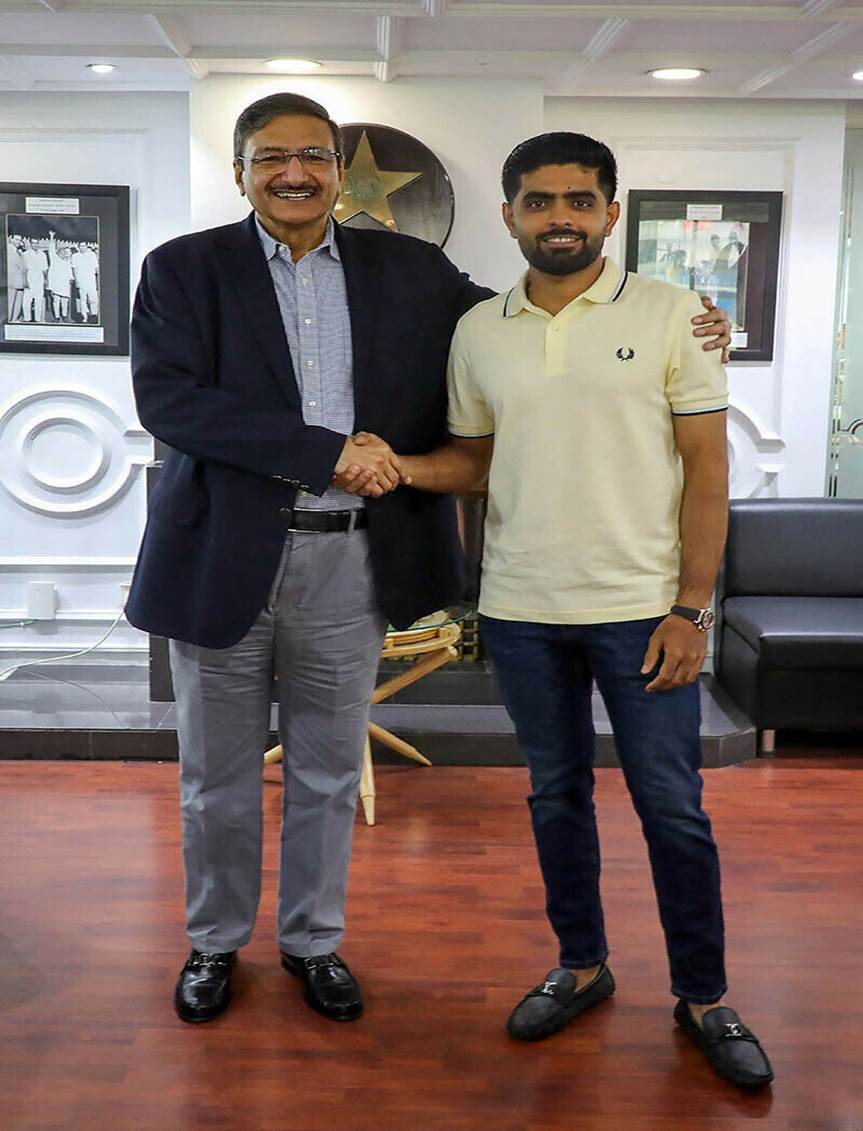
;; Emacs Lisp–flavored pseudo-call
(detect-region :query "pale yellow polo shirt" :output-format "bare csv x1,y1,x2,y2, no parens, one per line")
447,258,727,625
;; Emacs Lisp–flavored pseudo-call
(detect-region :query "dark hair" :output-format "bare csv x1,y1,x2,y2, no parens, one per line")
501,132,618,204
233,92,343,159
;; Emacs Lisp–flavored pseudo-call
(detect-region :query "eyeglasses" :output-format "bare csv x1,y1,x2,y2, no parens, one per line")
236,147,342,172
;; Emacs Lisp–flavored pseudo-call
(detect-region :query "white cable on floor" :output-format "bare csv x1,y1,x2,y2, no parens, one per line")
0,607,126,684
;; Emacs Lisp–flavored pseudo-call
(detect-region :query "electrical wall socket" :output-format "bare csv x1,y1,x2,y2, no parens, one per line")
27,581,57,620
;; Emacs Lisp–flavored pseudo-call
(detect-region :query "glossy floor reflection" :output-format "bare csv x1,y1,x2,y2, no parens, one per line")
1,759,861,1131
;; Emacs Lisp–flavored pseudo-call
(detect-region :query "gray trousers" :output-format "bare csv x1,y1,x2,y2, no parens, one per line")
170,529,386,957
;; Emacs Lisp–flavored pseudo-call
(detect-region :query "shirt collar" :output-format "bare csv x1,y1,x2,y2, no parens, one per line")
502,257,627,318
255,215,341,264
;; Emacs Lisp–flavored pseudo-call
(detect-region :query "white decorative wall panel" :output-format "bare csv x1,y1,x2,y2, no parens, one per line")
0,387,150,516
0,92,189,665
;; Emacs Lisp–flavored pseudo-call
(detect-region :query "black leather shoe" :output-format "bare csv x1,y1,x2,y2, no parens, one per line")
174,950,236,1023
507,964,615,1041
674,1000,774,1090
281,952,363,1021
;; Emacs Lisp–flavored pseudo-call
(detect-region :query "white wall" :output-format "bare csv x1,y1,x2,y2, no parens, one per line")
191,74,542,291
0,85,846,667
0,92,189,666
544,97,846,499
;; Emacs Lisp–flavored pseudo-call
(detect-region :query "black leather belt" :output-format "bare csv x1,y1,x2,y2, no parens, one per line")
280,507,368,532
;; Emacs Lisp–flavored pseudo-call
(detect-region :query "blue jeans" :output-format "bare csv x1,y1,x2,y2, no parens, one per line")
480,614,726,1003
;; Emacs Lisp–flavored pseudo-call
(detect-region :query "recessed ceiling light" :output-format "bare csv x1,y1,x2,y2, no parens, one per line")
649,68,706,81
87,63,117,74
265,58,322,74
853,70,863,81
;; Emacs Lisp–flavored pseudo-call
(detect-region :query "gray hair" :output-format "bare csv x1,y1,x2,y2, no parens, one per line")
233,92,342,159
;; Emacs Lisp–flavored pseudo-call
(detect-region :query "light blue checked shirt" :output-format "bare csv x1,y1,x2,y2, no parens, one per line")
256,216,360,511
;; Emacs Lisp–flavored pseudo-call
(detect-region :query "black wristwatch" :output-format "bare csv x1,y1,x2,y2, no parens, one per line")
669,604,715,633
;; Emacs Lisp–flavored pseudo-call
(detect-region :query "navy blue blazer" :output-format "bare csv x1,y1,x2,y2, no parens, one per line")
125,214,493,648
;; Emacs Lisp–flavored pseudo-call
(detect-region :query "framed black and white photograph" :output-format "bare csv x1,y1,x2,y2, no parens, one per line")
1,182,129,356
625,190,783,362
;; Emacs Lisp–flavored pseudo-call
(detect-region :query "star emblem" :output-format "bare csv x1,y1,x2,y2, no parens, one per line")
334,130,423,232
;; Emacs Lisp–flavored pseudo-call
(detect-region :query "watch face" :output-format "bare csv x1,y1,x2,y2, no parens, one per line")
698,609,716,631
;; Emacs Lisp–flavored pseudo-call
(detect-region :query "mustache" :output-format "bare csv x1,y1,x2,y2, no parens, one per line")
268,184,320,193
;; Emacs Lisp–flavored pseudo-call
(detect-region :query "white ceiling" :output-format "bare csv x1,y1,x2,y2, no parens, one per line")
4,0,863,99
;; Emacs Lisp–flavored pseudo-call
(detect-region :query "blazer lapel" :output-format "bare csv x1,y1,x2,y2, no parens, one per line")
335,224,381,430
217,214,300,409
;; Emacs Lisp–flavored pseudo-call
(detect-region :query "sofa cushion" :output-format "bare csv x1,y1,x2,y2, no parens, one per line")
725,499,863,597
722,596,863,669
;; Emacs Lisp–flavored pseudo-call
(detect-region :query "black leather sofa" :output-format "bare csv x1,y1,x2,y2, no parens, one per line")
715,498,863,752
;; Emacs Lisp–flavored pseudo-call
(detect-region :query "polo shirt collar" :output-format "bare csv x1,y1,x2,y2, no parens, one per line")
255,215,341,264
502,256,627,317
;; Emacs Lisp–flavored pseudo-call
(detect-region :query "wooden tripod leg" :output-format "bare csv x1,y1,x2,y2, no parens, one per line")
371,646,458,704
367,721,432,766
359,737,375,826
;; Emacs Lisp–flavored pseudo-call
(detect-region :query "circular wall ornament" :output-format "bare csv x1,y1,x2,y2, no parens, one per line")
334,123,455,247
0,387,149,515
23,412,109,493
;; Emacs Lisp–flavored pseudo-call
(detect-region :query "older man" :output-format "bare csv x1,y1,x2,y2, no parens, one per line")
127,95,731,1028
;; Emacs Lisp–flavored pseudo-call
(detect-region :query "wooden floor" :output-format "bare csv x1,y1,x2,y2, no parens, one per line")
1,756,862,1131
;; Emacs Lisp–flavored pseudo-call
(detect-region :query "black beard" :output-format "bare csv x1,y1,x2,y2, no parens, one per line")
520,232,603,277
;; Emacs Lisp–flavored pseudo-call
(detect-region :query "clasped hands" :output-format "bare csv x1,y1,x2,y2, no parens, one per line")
333,432,411,498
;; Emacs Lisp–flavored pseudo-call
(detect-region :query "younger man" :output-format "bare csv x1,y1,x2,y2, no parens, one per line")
395,132,772,1091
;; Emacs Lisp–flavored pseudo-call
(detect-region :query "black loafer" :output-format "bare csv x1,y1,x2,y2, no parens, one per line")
174,949,236,1023
674,1000,774,1090
281,952,363,1021
507,964,615,1042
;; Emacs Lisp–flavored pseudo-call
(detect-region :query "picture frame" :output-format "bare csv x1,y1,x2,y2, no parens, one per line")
625,190,783,362
1,182,130,356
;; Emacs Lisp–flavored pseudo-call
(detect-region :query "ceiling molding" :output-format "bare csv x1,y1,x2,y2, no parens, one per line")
803,0,843,15
447,2,863,17
3,0,863,96
0,0,861,15
0,43,375,61
739,19,850,93
148,13,209,80
790,21,850,59
0,44,179,59
0,0,427,10
148,14,191,59
375,15,402,81
583,18,629,64
557,17,629,86
739,63,796,95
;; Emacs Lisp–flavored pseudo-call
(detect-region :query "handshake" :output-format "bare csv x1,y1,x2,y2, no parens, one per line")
333,432,412,498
